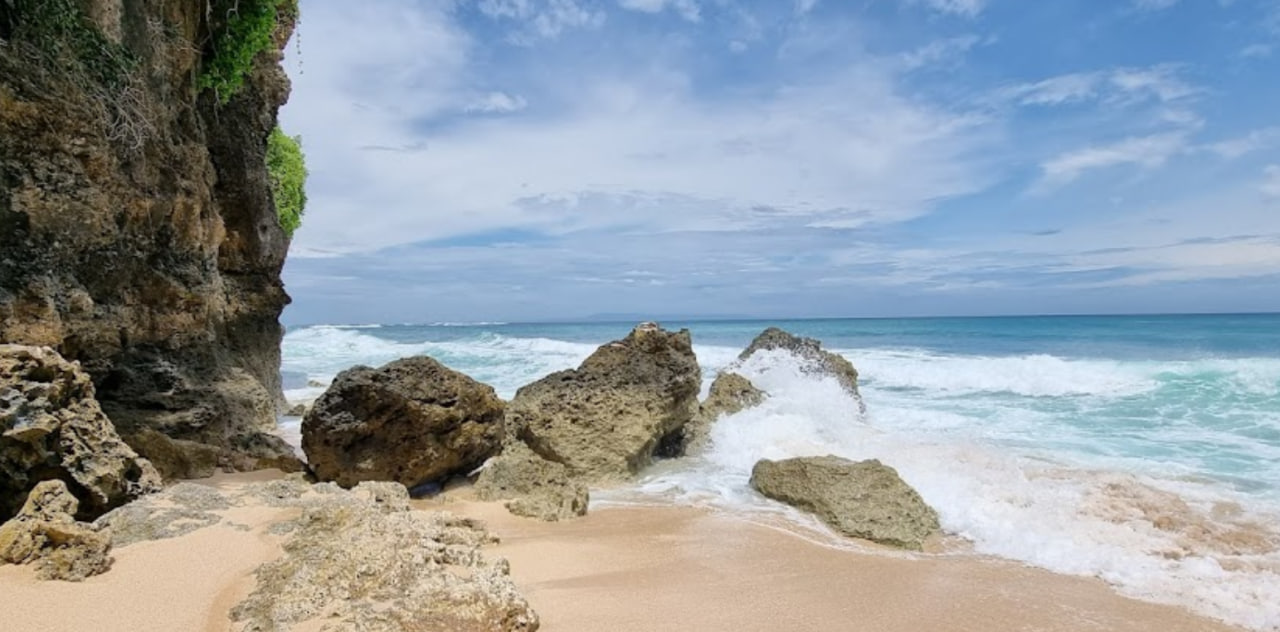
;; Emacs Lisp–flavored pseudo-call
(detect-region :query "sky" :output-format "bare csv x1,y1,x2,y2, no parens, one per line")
278,0,1280,325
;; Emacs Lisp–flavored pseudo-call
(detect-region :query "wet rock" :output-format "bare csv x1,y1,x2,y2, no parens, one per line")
738,327,864,410
474,443,589,521
684,372,766,452
302,356,505,488
0,345,161,521
506,323,701,482
749,455,940,550
284,402,308,417
0,480,112,581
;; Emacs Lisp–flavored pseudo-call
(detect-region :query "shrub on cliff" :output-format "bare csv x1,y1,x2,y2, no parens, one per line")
266,126,307,237
199,0,297,103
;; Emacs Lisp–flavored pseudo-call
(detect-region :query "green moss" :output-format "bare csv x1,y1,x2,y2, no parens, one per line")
199,0,296,104
266,127,307,238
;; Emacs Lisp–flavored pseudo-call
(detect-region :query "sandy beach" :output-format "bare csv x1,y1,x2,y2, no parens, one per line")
0,472,1247,632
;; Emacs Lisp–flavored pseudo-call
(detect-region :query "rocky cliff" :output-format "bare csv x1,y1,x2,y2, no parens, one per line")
0,0,296,467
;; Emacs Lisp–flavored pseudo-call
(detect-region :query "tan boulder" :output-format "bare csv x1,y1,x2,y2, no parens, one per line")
1,345,160,521
302,356,505,488
0,480,112,581
474,442,589,521
749,456,940,550
123,428,221,481
230,481,540,631
506,322,701,482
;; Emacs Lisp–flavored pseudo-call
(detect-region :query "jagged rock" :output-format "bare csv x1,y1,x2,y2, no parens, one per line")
749,456,940,550
302,356,505,489
474,443,589,521
284,402,308,417
684,372,766,452
230,481,540,632
1,0,297,472
1,345,161,521
506,322,701,482
739,327,864,410
0,480,113,581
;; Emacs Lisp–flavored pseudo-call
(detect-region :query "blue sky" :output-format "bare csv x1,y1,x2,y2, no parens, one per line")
278,0,1280,325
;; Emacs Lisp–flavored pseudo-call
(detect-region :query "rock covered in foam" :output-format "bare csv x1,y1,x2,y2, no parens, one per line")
750,455,940,550
505,322,701,482
0,480,113,581
0,345,161,521
301,356,505,488
474,442,589,521
738,327,864,411
683,372,766,453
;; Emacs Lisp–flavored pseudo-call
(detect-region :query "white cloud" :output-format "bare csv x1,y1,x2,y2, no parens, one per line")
1133,0,1179,10
1002,65,1197,107
1263,165,1280,198
617,0,702,22
1038,133,1187,188
1206,127,1280,159
900,35,982,70
1240,43,1273,58
478,0,605,41
906,0,987,17
795,0,821,15
466,92,529,113
280,2,998,255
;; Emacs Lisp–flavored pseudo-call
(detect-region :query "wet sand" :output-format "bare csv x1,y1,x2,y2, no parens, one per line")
0,473,1249,632
449,499,1245,632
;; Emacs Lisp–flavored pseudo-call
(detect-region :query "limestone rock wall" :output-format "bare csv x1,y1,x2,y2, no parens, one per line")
0,0,295,465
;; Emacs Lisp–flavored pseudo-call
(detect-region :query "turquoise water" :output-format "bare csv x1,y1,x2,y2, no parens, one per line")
280,314,1280,629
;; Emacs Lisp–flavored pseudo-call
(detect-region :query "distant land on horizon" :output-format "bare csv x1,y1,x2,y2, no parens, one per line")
283,310,1280,329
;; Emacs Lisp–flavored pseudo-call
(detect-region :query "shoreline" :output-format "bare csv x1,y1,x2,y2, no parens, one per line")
0,472,1247,632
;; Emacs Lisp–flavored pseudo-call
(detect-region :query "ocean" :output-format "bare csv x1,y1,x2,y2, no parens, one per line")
279,314,1280,630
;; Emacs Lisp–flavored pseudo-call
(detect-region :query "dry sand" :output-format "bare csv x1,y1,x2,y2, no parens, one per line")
0,473,1249,632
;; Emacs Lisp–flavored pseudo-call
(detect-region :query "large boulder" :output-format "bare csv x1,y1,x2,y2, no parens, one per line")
231,481,538,632
0,345,161,521
0,479,113,581
96,477,540,630
749,456,940,550
302,356,505,489
506,322,701,482
684,372,766,452
739,327,864,411
474,443,589,521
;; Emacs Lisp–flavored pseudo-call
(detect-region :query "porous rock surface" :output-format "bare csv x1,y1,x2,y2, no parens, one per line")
738,327,864,410
683,372,766,452
749,455,940,550
506,322,701,482
302,356,506,489
0,0,299,471
0,479,113,581
474,442,589,522
96,478,540,631
0,344,160,521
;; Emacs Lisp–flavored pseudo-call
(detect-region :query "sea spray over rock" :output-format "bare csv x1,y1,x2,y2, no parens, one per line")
280,319,1280,630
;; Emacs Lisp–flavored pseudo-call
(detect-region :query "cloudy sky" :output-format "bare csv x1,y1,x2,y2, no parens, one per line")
278,0,1280,325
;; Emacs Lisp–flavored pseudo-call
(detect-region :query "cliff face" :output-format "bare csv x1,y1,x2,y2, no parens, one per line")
0,0,296,466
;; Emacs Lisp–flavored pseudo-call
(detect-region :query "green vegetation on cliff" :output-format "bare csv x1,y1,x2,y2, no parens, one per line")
4,0,137,88
266,127,307,237
199,0,297,103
